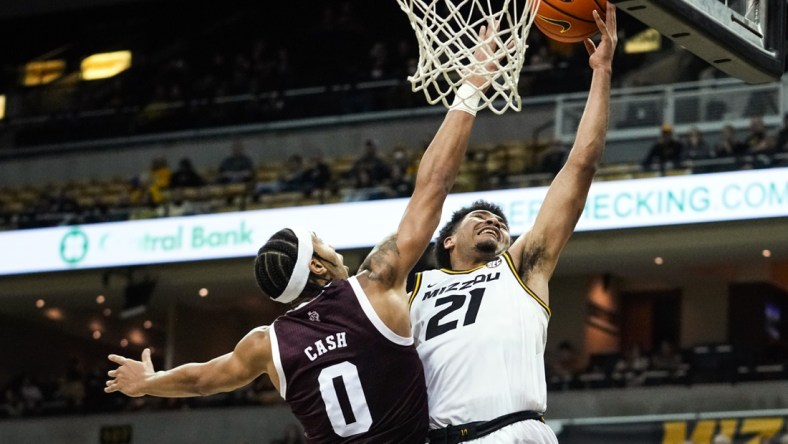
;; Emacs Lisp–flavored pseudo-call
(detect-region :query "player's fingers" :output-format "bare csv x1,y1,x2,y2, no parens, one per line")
108,354,126,365
107,369,117,377
592,10,608,35
584,38,596,56
607,2,617,32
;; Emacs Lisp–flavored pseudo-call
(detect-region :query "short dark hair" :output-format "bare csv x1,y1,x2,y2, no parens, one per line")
254,229,324,303
434,200,508,269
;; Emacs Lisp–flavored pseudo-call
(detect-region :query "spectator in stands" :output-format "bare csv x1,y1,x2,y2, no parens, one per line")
641,123,684,175
744,116,775,168
254,154,308,197
156,188,199,218
651,340,685,383
147,157,172,205
1,388,24,418
19,376,44,415
387,163,415,198
343,139,392,201
218,141,255,184
170,157,205,188
549,340,583,390
302,153,333,201
681,126,711,164
614,344,650,387
56,358,86,411
713,124,746,160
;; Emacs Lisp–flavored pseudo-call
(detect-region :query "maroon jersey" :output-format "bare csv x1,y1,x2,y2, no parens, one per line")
269,276,428,443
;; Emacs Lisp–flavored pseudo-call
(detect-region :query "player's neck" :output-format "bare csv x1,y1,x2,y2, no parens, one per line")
449,254,489,271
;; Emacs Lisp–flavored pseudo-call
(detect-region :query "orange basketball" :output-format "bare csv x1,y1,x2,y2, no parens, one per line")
534,0,606,43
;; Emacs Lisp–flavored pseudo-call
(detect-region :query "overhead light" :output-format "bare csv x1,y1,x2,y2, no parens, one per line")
23,60,65,86
624,28,661,54
81,51,131,81
44,308,64,320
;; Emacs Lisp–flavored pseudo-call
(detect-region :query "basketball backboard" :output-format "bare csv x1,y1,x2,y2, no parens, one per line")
611,0,785,84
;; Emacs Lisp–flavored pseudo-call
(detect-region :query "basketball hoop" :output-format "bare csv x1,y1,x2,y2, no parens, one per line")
397,0,540,115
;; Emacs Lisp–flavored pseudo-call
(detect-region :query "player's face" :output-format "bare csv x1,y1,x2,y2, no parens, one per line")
312,233,350,280
453,210,510,257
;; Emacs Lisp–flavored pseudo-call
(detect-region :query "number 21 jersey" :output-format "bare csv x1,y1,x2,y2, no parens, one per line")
408,252,552,429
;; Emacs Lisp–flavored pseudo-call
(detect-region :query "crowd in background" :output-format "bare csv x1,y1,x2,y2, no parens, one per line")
0,0,678,146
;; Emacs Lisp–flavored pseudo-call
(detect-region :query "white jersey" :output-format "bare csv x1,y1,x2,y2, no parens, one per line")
409,252,551,429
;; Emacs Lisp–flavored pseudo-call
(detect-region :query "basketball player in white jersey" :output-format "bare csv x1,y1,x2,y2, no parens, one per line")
409,4,618,443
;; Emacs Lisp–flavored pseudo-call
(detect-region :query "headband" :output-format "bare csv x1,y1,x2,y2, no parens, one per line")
274,227,314,304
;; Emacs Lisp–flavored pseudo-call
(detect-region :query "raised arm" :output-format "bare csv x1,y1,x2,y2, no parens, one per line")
359,24,504,292
509,3,618,301
105,327,275,398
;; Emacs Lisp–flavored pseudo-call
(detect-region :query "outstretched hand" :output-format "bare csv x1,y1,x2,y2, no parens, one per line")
585,2,618,71
467,21,512,90
105,348,155,397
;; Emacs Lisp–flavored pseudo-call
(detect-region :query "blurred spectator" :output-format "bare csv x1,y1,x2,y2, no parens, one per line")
218,141,256,184
713,124,746,159
387,165,414,198
651,340,683,373
19,376,44,415
342,139,392,201
156,188,199,217
56,357,86,411
347,139,391,187
170,157,206,188
255,154,307,197
744,116,775,168
549,341,583,389
147,157,172,205
614,344,650,387
642,123,684,175
303,153,333,201
1,388,24,418
681,126,712,164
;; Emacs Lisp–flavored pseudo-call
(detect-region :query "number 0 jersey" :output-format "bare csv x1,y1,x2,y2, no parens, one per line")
270,277,428,443
408,252,551,429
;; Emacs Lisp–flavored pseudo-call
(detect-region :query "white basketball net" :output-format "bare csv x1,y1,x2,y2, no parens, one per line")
397,0,540,115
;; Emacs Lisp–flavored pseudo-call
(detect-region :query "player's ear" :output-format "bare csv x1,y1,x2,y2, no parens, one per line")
443,235,456,251
309,257,328,277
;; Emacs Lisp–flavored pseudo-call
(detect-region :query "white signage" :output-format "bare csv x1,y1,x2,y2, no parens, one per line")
0,168,785,275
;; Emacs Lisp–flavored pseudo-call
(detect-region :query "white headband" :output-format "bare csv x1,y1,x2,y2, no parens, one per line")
275,227,314,304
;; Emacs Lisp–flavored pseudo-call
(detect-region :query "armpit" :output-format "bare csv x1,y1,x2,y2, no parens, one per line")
362,234,400,286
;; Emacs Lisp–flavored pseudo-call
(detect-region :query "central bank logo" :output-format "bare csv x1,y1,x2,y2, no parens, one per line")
60,227,89,265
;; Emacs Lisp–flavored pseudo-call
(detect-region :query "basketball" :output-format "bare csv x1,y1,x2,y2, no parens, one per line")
534,0,607,43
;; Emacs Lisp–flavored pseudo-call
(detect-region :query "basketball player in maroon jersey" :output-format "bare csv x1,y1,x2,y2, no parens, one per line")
105,26,503,443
